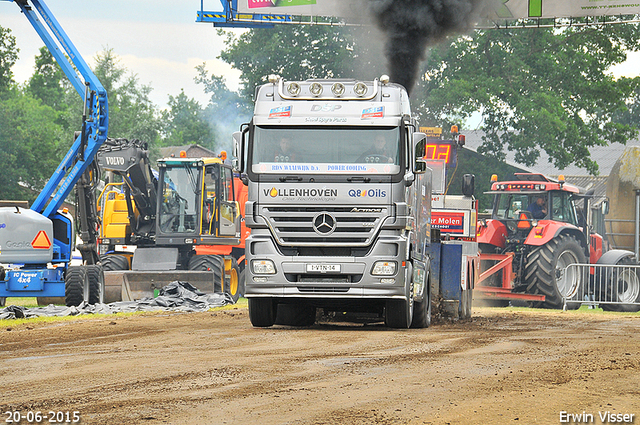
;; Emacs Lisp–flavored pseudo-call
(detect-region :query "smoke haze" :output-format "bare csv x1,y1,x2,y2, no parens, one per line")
368,0,493,94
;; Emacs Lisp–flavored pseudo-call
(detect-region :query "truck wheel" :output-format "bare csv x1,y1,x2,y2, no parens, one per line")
275,304,316,327
86,265,105,305
188,255,225,293
600,257,640,312
100,254,129,271
225,257,241,303
65,266,89,307
411,276,431,328
524,234,585,309
385,276,414,328
248,298,276,327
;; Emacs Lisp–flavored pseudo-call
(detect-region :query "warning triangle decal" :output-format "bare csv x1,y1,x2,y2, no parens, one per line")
31,230,52,249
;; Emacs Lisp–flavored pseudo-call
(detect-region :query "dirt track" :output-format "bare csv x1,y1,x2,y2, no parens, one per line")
1,306,639,425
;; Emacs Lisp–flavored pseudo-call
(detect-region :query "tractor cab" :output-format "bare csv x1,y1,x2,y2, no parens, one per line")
481,173,583,247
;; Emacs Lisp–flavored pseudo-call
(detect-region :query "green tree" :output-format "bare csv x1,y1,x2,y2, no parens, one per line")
0,25,18,93
160,89,213,148
414,23,640,175
0,95,64,201
92,48,161,144
26,47,70,110
219,25,383,98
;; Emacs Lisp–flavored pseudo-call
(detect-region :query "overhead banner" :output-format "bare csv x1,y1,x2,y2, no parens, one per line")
495,0,640,19
238,0,640,20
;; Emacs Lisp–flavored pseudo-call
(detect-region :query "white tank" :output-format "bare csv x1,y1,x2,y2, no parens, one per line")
0,207,54,264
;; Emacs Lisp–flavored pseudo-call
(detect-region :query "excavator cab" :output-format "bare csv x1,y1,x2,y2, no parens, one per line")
155,158,240,245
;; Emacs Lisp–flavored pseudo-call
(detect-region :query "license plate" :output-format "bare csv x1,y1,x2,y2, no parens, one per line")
306,264,340,273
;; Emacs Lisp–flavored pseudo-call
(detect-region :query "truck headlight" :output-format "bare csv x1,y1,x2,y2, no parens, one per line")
372,261,396,276
252,260,276,274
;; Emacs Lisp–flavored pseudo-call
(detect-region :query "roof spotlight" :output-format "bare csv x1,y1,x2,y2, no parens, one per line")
354,82,367,97
310,82,323,97
287,82,301,96
331,82,345,97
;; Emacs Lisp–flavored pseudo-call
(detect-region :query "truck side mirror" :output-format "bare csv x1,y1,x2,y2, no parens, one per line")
413,132,427,174
462,174,475,197
601,199,609,215
232,131,245,173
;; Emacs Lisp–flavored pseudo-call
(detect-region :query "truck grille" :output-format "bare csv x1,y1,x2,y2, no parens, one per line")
262,206,387,246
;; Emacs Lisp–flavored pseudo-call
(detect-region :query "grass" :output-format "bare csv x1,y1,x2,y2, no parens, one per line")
0,297,248,329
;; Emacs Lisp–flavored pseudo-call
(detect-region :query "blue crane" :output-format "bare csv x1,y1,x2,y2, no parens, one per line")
0,0,108,306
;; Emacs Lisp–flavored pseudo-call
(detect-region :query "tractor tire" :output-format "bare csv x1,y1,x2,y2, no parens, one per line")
188,254,224,294
224,257,241,303
86,264,105,305
524,234,586,309
0,298,5,307
65,266,89,307
600,256,640,312
275,303,316,327
100,254,129,271
248,298,276,327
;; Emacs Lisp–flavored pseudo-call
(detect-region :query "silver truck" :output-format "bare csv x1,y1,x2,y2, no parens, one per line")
234,75,436,328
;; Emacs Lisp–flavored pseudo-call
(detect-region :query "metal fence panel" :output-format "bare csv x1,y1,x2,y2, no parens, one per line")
563,263,640,311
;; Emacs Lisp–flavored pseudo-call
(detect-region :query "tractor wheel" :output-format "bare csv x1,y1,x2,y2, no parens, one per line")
600,256,640,312
224,257,241,303
86,264,105,305
188,254,224,293
524,234,586,309
100,254,130,271
248,298,276,327
275,303,316,327
65,266,89,307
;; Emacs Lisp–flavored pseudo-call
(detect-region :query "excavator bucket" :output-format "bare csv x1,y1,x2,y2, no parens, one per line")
104,270,222,302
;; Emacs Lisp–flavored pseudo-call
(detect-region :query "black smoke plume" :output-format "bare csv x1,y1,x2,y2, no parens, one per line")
369,0,492,94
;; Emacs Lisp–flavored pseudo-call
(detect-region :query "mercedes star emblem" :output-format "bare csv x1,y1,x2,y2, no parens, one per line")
312,212,337,235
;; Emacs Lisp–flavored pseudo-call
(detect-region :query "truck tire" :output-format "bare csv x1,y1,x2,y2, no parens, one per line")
100,254,129,271
411,279,431,328
524,234,586,309
275,303,316,327
188,254,225,293
600,256,640,312
86,265,105,305
385,274,414,328
225,257,241,303
248,298,276,327
65,266,89,307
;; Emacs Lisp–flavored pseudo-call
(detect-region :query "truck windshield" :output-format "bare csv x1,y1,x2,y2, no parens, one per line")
251,126,401,174
159,166,199,234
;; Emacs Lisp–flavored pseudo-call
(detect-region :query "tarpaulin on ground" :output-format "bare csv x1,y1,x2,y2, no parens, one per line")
0,281,233,320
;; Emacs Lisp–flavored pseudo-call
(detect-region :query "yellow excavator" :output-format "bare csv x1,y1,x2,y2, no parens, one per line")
96,139,243,303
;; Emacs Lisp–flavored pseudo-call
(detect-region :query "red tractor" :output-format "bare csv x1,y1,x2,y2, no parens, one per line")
476,172,638,309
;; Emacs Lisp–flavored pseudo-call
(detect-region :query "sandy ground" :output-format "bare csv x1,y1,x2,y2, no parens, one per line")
1,305,639,425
